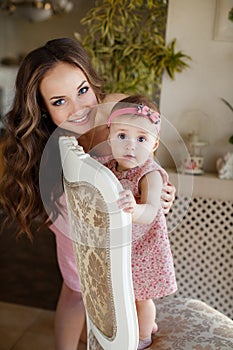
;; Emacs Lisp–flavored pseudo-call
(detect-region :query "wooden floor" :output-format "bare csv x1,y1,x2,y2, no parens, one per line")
0,301,87,350
0,211,62,310
0,211,88,349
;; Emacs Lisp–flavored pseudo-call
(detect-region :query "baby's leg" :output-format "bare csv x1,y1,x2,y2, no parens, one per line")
136,299,156,348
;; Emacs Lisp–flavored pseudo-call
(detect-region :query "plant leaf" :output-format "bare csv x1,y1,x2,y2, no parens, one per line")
77,0,190,98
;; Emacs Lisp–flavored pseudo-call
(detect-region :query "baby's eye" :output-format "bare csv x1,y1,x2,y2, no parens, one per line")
78,86,89,95
137,136,147,143
117,133,126,140
53,98,65,106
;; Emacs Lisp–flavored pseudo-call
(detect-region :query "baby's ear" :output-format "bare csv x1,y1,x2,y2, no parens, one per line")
153,139,159,152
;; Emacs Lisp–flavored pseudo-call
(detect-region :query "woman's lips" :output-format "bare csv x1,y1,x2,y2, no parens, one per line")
68,112,90,125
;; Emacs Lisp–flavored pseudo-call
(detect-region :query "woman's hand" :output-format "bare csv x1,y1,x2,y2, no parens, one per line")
161,182,176,215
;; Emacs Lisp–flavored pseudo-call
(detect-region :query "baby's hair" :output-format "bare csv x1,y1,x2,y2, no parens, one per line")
112,94,160,114
108,94,161,136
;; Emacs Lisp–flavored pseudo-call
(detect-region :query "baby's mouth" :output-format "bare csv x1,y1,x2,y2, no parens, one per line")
124,154,136,159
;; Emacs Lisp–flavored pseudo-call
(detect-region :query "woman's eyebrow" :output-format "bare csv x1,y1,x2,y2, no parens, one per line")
49,80,87,100
77,80,87,89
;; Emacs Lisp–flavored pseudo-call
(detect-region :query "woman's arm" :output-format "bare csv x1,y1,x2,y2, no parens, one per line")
117,171,163,224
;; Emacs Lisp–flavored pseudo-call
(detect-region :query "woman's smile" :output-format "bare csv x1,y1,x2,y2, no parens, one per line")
68,109,91,125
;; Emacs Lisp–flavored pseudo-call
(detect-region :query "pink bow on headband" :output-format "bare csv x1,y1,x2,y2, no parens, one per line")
137,104,160,125
107,103,161,129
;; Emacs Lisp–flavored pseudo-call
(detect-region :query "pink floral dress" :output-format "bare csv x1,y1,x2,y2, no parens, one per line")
105,157,177,301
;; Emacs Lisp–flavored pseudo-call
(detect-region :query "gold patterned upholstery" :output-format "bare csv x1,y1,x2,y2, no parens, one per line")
151,297,233,349
59,136,139,349
64,180,116,340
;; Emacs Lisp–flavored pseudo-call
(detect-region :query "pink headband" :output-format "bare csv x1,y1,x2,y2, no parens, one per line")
107,104,161,134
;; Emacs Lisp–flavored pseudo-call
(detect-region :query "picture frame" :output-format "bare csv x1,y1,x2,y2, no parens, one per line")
213,0,233,41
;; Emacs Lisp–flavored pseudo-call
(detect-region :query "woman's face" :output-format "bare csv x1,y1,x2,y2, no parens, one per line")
40,62,98,135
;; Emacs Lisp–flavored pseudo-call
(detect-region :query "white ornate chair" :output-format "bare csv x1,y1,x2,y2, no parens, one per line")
59,136,139,350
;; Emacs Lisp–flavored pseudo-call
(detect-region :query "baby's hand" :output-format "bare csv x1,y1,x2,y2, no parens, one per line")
117,190,136,214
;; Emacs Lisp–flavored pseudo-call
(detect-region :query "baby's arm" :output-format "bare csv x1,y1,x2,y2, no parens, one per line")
117,171,163,224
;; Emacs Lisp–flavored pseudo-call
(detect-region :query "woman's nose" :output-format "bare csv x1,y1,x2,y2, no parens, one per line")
69,100,85,116
68,102,77,116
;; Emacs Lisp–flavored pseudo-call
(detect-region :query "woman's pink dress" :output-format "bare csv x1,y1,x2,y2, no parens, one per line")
50,193,81,292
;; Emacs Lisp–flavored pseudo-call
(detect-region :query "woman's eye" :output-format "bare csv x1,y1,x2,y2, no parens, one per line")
78,86,89,95
118,133,126,140
138,136,146,142
53,98,65,106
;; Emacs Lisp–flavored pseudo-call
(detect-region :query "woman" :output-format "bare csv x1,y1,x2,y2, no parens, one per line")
0,38,175,350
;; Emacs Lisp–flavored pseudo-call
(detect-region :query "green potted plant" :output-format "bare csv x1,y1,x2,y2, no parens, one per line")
75,0,191,100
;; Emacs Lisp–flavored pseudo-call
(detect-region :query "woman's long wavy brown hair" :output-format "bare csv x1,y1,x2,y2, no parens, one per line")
0,37,105,239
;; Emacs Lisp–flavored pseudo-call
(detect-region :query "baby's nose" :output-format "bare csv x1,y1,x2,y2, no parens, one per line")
126,139,136,150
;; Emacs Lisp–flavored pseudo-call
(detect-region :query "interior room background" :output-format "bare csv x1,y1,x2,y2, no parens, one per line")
0,0,232,173
0,0,232,319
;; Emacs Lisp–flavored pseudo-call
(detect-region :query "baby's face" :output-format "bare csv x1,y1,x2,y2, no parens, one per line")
108,115,158,171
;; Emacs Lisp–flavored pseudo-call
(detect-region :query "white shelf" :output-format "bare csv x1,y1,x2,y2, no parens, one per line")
167,169,233,202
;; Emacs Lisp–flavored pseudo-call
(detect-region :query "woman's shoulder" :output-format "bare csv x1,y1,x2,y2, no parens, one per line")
102,92,129,103
96,93,129,126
